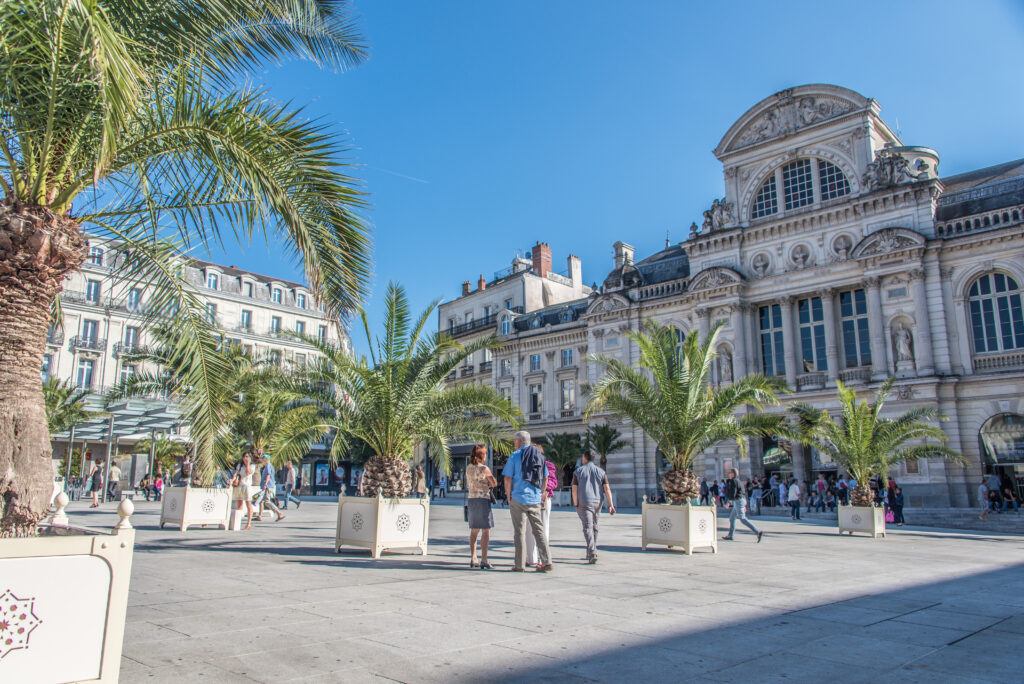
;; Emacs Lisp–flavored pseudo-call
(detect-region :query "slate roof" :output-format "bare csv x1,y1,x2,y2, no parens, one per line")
936,158,1024,222
513,299,589,332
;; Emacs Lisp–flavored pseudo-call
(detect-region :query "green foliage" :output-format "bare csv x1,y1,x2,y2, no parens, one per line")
584,423,629,468
585,320,790,472
300,283,521,475
132,436,187,473
790,378,964,486
536,433,583,468
42,377,106,434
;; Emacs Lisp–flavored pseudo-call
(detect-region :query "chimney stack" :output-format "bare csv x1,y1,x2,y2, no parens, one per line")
567,254,582,285
462,281,471,296
613,241,635,269
477,274,486,291
531,241,552,278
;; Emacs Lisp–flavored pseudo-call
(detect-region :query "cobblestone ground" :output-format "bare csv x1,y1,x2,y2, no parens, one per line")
69,498,1024,683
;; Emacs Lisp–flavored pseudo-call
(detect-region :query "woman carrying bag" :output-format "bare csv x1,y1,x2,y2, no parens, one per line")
231,452,257,530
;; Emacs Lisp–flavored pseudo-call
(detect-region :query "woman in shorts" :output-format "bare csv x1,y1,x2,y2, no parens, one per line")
465,444,497,569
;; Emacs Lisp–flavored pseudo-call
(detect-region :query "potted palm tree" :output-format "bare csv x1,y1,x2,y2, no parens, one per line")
585,321,788,554
302,284,520,558
790,378,964,538
0,3,369,680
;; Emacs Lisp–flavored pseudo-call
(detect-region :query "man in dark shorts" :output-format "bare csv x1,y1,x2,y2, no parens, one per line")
571,450,615,563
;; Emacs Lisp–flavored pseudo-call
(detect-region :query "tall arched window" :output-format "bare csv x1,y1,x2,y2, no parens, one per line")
751,158,851,220
500,315,510,335
968,273,1024,353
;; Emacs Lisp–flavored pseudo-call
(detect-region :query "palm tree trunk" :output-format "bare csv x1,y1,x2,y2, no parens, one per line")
0,202,85,536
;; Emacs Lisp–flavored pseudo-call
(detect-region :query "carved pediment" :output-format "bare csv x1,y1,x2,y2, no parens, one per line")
586,294,630,315
688,266,743,292
851,228,925,259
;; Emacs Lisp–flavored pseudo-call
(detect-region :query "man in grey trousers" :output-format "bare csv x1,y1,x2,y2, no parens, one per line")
502,431,552,572
722,468,762,542
572,450,615,564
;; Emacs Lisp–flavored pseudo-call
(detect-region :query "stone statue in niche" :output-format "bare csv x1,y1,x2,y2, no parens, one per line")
702,198,735,232
720,350,733,383
833,235,852,260
893,323,914,363
752,253,770,277
862,148,926,190
791,244,810,268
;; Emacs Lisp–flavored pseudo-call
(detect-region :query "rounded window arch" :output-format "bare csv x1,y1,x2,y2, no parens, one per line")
751,158,851,219
967,272,1024,354
500,315,511,335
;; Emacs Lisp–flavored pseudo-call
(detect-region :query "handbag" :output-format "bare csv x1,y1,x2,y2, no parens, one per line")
885,509,895,523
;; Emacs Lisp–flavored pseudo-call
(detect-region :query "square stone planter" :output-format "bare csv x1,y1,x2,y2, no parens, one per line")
335,492,430,558
160,486,232,532
641,499,718,555
0,497,135,683
838,505,886,538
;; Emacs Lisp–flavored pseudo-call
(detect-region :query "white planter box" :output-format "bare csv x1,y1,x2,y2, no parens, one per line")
160,486,231,532
641,500,718,555
0,499,135,683
838,505,886,538
335,493,430,559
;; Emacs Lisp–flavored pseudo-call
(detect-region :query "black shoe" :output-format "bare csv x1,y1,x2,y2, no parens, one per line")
722,536,733,541
480,561,493,570
588,556,597,564
757,532,764,543
470,561,480,568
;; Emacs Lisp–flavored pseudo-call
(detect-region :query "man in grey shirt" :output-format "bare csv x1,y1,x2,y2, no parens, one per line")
572,450,615,564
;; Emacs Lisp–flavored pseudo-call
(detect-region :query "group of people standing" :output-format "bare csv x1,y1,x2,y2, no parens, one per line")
464,431,615,571
228,453,301,530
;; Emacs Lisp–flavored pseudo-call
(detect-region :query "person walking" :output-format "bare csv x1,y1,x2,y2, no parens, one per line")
502,431,552,572
572,450,616,563
231,452,257,530
699,478,709,506
280,462,301,509
750,477,763,515
254,456,285,522
978,479,990,521
466,445,498,569
525,448,557,569
787,478,802,520
87,462,102,507
414,465,427,499
722,468,763,543
107,462,123,500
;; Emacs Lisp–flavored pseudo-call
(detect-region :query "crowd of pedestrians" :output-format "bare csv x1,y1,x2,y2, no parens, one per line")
978,472,1021,520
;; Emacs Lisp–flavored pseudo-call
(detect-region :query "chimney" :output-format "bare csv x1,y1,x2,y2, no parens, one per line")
462,281,471,296
567,254,582,285
613,241,635,269
477,275,486,291
531,241,552,278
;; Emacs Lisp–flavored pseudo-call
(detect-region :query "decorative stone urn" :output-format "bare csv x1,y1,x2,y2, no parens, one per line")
160,486,232,532
641,498,718,555
0,495,135,683
838,505,886,538
335,492,430,558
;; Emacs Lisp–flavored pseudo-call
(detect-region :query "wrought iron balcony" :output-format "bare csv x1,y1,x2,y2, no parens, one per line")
113,342,146,358
460,366,475,377
478,361,493,373
46,330,64,346
70,335,106,352
559,408,576,419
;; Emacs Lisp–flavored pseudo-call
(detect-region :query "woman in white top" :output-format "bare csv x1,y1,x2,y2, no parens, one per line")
231,452,257,530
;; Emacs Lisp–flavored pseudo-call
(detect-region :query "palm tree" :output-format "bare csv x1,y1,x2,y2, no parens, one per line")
42,377,105,435
1,1,372,536
301,283,521,498
536,432,583,486
133,436,187,477
790,378,964,507
585,320,789,504
584,423,630,472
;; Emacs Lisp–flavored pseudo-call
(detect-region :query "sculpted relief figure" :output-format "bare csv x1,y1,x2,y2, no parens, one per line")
833,235,852,260
720,350,733,383
791,244,810,268
863,148,925,190
752,253,770,277
893,323,914,363
736,96,852,148
702,198,735,232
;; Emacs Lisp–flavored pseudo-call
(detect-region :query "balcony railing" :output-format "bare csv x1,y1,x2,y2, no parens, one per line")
460,366,475,377
559,408,576,419
478,361,493,373
838,367,871,385
113,342,147,358
448,313,497,338
70,336,106,352
445,371,456,382
973,350,1024,372
796,372,826,390
46,330,64,346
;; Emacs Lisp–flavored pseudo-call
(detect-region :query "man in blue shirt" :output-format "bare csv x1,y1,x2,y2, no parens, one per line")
502,431,551,572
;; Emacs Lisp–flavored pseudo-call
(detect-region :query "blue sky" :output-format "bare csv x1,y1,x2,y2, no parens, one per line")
203,1,1024,355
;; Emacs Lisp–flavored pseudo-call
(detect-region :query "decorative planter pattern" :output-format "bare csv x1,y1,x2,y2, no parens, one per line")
335,492,430,558
838,505,886,538
0,498,135,683
641,499,718,555
160,486,231,532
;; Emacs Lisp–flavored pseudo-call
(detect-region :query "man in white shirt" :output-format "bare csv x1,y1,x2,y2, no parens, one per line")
787,479,801,520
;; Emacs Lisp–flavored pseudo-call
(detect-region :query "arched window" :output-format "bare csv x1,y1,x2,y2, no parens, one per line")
968,273,1024,353
750,158,851,220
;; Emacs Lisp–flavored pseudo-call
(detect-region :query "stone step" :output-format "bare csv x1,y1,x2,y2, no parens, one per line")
754,506,1023,534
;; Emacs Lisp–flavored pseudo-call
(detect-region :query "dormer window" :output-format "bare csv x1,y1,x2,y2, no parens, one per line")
88,246,104,265
296,293,306,309
244,282,253,297
751,158,851,220
206,273,218,290
272,287,282,304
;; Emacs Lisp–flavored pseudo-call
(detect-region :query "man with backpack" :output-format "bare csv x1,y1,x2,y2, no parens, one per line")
722,468,763,542
502,430,552,572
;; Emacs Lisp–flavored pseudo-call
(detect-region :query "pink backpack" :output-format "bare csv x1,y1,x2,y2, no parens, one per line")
545,461,558,497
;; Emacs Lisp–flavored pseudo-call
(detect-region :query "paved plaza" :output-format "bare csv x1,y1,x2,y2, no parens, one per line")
70,499,1024,683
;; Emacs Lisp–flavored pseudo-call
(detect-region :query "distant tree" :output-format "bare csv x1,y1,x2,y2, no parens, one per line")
536,432,583,486
584,423,630,472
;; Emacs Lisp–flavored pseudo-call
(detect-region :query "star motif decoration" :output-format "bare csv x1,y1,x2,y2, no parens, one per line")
0,589,42,658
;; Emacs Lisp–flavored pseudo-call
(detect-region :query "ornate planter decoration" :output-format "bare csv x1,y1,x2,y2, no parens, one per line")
159,486,231,532
838,505,886,538
641,499,718,555
335,492,430,559
0,496,135,683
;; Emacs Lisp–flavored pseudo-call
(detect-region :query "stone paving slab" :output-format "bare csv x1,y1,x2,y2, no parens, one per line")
62,498,1024,683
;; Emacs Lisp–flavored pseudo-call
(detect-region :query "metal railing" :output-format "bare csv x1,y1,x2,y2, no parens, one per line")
112,342,147,357
46,330,64,345
70,335,106,352
460,366,475,377
478,361,493,372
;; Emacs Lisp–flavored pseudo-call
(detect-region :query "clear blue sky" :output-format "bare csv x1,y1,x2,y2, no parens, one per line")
203,1,1024,355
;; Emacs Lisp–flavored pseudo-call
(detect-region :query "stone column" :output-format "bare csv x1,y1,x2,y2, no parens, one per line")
791,442,808,483
695,306,710,342
780,296,797,388
745,303,760,375
864,277,888,380
908,269,935,375
819,287,839,386
729,304,747,379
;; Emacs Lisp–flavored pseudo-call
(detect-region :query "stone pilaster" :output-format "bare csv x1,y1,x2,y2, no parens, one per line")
864,277,888,379
729,303,747,379
780,295,797,388
908,269,935,375
819,287,839,386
